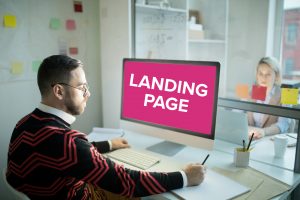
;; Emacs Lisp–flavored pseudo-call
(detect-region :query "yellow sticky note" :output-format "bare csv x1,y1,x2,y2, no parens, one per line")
4,15,17,28
236,84,249,99
11,62,23,75
281,88,299,105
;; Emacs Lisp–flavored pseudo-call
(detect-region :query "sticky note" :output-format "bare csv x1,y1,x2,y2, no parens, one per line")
4,15,17,28
11,62,23,75
32,60,41,72
236,84,249,99
74,1,83,12
251,85,267,101
66,19,76,30
50,18,61,30
69,47,78,55
281,88,298,105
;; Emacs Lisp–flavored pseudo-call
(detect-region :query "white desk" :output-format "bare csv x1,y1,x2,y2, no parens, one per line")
214,136,296,171
87,130,300,200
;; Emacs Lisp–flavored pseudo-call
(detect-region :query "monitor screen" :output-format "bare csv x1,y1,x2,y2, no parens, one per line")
120,58,220,154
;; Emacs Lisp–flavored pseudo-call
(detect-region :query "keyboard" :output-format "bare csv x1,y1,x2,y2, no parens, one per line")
106,148,160,170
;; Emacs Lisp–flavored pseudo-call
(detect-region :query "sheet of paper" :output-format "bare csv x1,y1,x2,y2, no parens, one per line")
236,84,249,99
212,167,291,200
172,169,250,200
281,88,298,105
58,38,68,55
251,85,267,101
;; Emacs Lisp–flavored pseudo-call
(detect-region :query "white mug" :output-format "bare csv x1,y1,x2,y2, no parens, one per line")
274,135,288,158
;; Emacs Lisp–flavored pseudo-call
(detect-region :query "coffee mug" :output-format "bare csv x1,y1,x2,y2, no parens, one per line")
274,135,288,158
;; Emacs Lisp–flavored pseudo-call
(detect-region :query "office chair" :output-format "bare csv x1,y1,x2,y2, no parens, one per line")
2,168,30,200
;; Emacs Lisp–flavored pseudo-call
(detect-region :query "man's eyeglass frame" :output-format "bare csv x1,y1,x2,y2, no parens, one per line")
51,82,89,97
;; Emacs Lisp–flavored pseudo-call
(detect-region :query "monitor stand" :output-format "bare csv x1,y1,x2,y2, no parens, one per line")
146,140,185,156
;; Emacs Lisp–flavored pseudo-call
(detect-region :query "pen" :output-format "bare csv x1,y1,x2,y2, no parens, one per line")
121,130,125,137
243,140,246,152
247,133,254,151
201,154,210,165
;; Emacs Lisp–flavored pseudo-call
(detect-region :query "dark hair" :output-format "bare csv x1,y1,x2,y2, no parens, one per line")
37,55,83,97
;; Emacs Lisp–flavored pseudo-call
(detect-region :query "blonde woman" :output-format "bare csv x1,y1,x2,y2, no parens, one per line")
248,57,290,140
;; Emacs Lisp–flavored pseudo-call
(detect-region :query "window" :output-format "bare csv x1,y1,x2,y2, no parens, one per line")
284,58,294,75
281,2,300,83
286,23,298,45
132,0,300,172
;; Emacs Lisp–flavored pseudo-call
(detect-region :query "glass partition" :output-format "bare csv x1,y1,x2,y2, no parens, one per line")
132,0,300,172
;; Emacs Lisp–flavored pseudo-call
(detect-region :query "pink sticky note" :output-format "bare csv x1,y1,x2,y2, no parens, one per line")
69,47,78,55
66,19,76,30
251,85,267,101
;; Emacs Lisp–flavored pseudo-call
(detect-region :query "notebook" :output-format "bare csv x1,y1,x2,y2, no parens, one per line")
215,108,249,145
172,169,250,200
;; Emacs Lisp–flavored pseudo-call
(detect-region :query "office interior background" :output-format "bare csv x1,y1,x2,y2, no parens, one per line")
1,0,300,199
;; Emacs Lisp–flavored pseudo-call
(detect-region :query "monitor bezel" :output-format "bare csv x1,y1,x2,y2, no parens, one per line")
121,58,220,140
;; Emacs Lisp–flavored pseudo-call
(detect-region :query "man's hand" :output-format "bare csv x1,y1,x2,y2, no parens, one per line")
183,163,206,186
111,138,130,150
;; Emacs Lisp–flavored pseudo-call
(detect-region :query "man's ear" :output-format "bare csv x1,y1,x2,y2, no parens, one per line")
52,84,64,100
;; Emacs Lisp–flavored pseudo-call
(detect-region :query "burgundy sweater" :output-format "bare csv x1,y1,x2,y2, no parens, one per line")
6,109,183,199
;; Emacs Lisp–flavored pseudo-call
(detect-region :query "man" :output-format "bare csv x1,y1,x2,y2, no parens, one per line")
6,55,205,199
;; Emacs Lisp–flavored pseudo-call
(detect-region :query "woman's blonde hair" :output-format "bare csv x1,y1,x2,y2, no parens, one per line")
257,56,281,86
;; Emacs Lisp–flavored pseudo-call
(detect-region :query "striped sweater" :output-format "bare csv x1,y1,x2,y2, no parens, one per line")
6,109,183,199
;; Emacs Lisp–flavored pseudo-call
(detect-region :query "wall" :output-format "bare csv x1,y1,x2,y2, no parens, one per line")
0,0,101,199
100,0,131,128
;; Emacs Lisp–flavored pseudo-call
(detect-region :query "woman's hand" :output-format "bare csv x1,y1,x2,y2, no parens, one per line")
248,127,265,140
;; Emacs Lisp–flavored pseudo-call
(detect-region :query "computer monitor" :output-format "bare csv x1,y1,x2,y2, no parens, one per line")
120,58,220,156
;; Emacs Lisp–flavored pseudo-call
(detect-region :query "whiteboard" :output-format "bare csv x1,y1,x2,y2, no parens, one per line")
0,0,88,83
135,6,187,60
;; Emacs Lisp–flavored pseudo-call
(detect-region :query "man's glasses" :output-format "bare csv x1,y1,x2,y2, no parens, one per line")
51,82,89,97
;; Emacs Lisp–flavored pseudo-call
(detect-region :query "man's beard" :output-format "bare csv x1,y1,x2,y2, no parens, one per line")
64,92,84,115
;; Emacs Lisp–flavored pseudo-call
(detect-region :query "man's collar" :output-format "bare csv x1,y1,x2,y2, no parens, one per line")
38,103,76,124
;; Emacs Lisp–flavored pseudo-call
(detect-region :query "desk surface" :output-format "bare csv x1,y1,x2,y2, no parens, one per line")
87,129,300,200
214,136,296,171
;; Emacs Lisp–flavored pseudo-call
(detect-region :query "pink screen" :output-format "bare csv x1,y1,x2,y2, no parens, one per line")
122,60,218,137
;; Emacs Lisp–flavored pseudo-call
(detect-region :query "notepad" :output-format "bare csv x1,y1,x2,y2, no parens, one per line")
212,167,291,200
171,169,250,200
